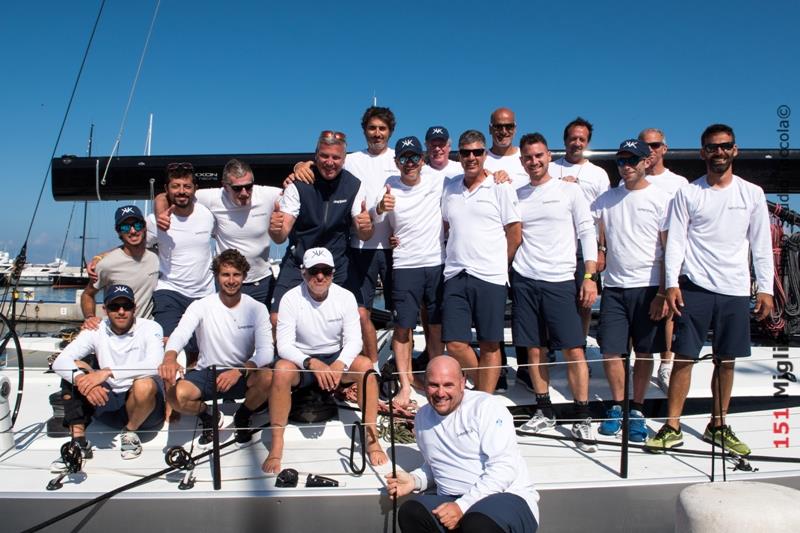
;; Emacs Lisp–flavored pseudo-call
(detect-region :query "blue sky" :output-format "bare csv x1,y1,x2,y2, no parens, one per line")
1,0,798,263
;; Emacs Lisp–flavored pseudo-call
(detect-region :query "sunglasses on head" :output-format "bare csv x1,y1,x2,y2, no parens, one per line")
167,162,194,172
307,266,334,277
106,300,135,312
118,221,145,233
228,182,254,193
647,142,664,149
319,130,347,142
703,142,735,153
398,154,422,165
616,156,644,167
459,148,485,158
492,123,516,131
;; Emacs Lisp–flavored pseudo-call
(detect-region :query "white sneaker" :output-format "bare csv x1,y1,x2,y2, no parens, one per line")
120,430,142,460
520,410,556,434
571,418,598,453
657,364,672,394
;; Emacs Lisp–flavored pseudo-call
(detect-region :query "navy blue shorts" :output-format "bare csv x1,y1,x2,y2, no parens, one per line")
286,352,341,389
93,377,165,430
347,248,393,310
400,492,537,533
241,274,274,308
671,278,751,359
182,367,248,401
271,256,351,312
153,289,199,353
392,265,444,329
511,272,584,349
598,286,667,355
442,271,506,343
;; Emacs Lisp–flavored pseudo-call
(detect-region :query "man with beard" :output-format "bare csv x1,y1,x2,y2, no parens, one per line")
646,124,773,455
386,356,539,533
159,249,274,447
155,158,282,308
637,128,689,393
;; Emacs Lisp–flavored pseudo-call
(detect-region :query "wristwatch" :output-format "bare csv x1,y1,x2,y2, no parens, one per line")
302,357,312,370
598,244,607,253
583,273,600,282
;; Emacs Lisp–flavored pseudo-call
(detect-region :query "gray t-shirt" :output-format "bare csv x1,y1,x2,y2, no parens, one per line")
93,248,159,318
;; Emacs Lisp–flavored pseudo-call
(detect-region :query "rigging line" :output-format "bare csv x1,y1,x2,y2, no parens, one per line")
18,0,107,256
56,203,78,262
100,0,161,186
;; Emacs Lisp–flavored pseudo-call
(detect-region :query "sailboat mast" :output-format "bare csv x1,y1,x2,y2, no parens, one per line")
79,124,93,275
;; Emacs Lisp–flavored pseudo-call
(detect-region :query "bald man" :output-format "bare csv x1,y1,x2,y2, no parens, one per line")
387,356,539,532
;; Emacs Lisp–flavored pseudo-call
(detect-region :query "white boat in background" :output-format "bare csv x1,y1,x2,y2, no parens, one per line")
16,258,69,286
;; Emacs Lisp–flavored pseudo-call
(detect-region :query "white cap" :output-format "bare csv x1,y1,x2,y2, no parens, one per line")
302,247,335,268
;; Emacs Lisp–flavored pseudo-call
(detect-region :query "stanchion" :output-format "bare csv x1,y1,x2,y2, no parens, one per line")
387,376,398,533
211,364,221,490
620,352,630,479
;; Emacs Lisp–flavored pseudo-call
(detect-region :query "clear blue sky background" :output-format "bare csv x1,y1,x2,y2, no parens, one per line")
1,0,798,263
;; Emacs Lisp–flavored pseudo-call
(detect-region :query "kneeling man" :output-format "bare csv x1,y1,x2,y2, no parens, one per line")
264,247,386,473
387,356,539,533
53,284,165,460
160,249,274,446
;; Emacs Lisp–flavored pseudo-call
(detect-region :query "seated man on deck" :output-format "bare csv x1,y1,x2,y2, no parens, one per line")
53,284,165,461
159,249,274,447
264,247,386,473
386,356,539,533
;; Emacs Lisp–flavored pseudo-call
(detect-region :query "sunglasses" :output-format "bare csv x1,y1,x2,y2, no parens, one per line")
118,221,145,233
319,130,347,142
616,156,644,167
459,148,486,158
106,300,135,312
492,123,516,131
167,162,194,171
398,154,422,165
307,266,334,277
228,182,254,193
703,142,735,153
647,142,664,149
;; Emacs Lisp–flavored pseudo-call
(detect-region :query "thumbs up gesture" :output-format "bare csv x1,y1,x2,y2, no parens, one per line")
378,184,395,214
269,196,285,234
355,199,373,236
157,205,175,231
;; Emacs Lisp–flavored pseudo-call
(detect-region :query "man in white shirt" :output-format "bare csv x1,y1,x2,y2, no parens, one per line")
549,117,610,339
441,130,522,393
511,133,598,452
638,128,690,393
424,126,462,180
159,249,274,447
147,163,215,359
155,159,282,308
53,285,165,460
483,107,529,189
593,139,670,443
386,356,539,533
265,248,386,473
646,124,774,456
376,136,446,408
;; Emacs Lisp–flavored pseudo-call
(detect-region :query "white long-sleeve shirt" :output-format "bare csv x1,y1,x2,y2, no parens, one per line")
411,390,540,522
165,293,273,369
513,178,597,282
276,283,362,370
53,318,164,393
665,175,773,296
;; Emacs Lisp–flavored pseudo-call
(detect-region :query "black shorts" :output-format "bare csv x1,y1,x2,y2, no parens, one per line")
671,278,752,359
153,289,199,352
442,271,506,343
241,275,275,308
182,367,248,401
598,286,666,355
347,248,393,310
392,265,444,329
63,376,165,430
511,272,584,349
289,352,341,389
400,492,537,533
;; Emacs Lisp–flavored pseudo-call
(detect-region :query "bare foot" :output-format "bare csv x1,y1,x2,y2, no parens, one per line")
392,386,411,409
262,453,282,474
367,445,388,466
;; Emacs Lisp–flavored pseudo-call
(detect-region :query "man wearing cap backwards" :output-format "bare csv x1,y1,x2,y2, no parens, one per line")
386,356,539,533
375,136,446,408
81,205,160,328
269,130,372,330
53,284,165,461
549,117,610,340
511,133,598,452
154,158,282,308
265,247,386,473
646,124,774,456
159,249,274,447
638,128,690,394
440,130,522,393
592,139,670,444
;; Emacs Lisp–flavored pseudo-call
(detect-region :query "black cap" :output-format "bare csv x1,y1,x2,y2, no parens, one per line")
425,126,449,142
616,139,651,158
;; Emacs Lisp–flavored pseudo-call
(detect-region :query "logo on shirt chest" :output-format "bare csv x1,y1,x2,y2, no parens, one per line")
332,199,347,204
237,324,254,330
